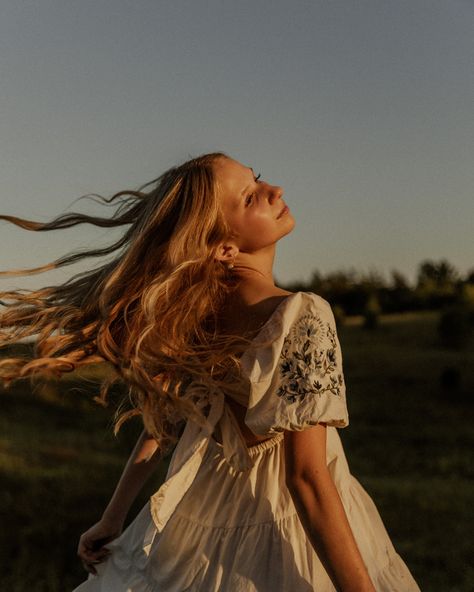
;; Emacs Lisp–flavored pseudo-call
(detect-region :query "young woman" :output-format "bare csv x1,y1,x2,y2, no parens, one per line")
0,153,420,591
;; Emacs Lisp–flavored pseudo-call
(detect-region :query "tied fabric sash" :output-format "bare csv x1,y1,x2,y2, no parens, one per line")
149,383,254,535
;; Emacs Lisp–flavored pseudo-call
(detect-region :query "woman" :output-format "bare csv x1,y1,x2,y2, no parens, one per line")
0,153,420,591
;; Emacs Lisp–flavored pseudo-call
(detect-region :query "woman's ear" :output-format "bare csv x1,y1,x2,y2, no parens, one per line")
215,242,239,264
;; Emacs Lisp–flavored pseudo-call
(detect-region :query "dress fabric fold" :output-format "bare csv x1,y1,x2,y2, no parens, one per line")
72,291,420,592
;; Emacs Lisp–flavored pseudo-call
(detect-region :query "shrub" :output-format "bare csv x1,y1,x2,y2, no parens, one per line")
437,305,472,349
332,304,346,328
363,293,381,330
439,366,462,392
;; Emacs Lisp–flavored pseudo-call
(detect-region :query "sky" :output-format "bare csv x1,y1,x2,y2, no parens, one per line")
1,0,473,293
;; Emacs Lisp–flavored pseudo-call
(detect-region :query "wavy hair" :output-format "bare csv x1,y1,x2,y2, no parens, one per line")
0,152,251,453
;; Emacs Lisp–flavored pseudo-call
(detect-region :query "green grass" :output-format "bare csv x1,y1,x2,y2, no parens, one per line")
1,310,473,591
337,311,474,591
0,380,170,591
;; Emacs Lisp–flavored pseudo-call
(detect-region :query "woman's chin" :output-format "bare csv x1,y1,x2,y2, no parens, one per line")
279,218,296,238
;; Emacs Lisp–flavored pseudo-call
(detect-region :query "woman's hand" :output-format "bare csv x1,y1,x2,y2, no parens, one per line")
76,428,164,575
77,516,124,575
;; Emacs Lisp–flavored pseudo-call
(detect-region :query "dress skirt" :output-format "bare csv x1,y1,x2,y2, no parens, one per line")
73,428,419,591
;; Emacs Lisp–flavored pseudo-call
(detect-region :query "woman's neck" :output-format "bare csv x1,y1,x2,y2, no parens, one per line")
232,244,276,287
232,264,273,283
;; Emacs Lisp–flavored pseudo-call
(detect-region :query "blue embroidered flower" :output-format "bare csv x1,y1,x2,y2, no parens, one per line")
277,313,343,403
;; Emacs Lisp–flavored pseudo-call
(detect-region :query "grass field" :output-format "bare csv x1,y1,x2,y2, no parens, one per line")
1,310,473,591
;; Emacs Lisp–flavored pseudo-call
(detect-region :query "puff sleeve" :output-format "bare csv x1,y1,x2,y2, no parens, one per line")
243,292,349,435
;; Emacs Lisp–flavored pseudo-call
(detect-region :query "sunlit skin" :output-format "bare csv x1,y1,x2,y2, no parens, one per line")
213,157,295,289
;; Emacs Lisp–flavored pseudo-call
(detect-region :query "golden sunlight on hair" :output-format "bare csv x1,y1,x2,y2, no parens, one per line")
0,151,255,454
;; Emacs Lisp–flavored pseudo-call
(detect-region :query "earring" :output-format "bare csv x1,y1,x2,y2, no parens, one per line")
226,254,236,269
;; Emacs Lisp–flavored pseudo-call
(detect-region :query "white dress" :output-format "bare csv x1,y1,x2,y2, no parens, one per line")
73,292,420,591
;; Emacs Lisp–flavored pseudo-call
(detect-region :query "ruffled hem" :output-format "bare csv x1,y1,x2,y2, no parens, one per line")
72,412,419,591
337,477,421,592
371,551,421,592
73,501,419,592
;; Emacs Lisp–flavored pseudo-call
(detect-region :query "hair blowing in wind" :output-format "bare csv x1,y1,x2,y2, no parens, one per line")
0,152,251,453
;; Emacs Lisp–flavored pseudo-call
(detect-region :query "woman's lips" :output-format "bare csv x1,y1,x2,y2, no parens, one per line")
277,205,289,219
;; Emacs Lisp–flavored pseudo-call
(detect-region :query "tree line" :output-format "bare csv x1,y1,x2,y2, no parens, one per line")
282,259,474,316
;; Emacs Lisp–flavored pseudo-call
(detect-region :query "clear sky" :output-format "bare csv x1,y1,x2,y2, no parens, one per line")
1,0,473,292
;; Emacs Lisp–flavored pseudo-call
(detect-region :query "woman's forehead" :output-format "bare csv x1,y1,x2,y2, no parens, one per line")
214,158,252,208
214,158,252,185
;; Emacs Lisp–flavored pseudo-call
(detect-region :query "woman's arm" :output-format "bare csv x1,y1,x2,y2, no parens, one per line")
101,428,164,525
78,428,166,574
284,424,376,592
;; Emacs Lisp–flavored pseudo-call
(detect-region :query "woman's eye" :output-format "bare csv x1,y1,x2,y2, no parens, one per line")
245,173,260,205
245,193,255,206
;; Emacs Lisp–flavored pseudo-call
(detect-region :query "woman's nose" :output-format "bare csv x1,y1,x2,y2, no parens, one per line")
267,184,283,203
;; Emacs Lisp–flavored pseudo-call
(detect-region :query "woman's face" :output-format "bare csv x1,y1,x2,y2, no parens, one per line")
213,157,295,253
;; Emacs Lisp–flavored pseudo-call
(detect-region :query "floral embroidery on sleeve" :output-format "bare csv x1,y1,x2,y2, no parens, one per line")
276,312,344,404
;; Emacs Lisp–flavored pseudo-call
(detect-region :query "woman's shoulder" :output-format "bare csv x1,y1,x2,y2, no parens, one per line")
270,290,332,318
238,287,328,316
245,291,332,345
246,290,332,325
218,289,331,341
218,288,293,337
252,288,294,316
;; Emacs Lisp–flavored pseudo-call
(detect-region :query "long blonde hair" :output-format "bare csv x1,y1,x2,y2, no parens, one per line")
0,152,249,453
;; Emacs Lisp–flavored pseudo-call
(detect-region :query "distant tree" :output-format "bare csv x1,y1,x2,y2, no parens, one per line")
417,259,459,290
307,270,325,295
359,269,386,291
387,269,414,312
416,259,459,308
324,269,357,293
390,270,411,291
282,259,466,316
323,269,361,315
363,292,381,330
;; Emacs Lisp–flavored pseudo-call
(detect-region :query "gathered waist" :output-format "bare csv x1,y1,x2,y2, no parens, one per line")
211,431,284,457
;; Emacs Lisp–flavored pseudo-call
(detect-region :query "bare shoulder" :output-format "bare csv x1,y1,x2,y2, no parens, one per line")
238,286,295,325
218,287,295,336
254,286,294,312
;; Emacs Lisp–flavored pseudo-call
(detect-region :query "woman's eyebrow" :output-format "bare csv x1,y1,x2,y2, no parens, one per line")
240,167,256,196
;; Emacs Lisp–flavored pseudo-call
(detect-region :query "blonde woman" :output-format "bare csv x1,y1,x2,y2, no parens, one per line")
0,153,420,591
